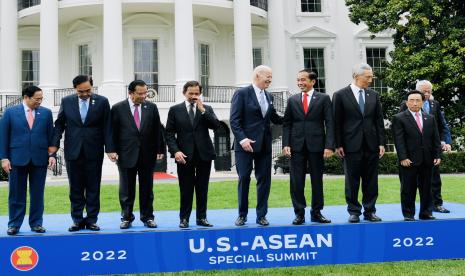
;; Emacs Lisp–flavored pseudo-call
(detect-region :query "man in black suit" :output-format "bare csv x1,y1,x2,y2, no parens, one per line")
112,80,165,229
166,81,220,228
333,63,386,223
392,90,441,221
400,80,451,213
283,69,334,225
230,65,283,226
52,75,116,232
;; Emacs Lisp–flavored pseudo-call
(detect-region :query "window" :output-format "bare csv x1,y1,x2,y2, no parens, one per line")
252,48,263,69
301,0,322,13
134,39,158,86
303,48,326,93
79,44,92,77
21,50,40,89
366,48,388,93
199,43,210,96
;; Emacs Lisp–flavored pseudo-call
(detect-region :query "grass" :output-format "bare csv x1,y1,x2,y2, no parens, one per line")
1,175,464,275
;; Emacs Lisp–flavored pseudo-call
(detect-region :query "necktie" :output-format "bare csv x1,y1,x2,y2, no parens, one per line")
358,90,365,114
423,101,430,114
189,103,195,125
302,93,309,114
415,112,423,133
80,99,88,123
134,104,140,130
259,91,268,117
27,109,34,129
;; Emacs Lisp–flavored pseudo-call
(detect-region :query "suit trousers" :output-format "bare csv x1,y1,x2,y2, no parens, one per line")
236,144,272,219
8,162,47,228
430,165,443,206
344,143,379,216
177,148,212,220
290,150,325,216
118,154,155,223
66,150,103,224
399,163,433,217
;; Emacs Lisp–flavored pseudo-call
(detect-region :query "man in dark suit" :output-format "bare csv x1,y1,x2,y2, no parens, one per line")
400,80,451,213
230,65,283,226
166,81,220,228
282,69,334,225
52,75,116,232
112,80,165,229
333,63,386,223
392,90,441,221
0,86,55,235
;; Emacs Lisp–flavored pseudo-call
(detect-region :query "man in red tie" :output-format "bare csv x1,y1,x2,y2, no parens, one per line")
111,80,165,229
392,90,442,221
282,69,335,225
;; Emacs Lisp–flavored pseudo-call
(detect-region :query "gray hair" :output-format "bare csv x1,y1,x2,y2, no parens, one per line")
352,63,372,78
416,80,433,90
253,65,272,77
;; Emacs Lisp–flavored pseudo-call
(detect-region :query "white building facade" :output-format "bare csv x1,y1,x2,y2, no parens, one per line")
0,0,393,175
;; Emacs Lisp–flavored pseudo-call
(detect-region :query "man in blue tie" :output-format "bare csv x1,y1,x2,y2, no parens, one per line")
0,86,55,235
51,75,117,232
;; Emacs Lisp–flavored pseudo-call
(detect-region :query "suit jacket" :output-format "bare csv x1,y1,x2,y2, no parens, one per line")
392,110,441,166
165,102,220,162
53,94,114,161
111,99,165,168
0,104,54,166
333,86,386,153
282,91,335,152
230,85,283,153
400,99,446,141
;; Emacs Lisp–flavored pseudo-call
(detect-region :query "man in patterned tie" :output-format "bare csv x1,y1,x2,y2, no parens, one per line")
111,80,165,229
0,86,55,235
392,90,441,220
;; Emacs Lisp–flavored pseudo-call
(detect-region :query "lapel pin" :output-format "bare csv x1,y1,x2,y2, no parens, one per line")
92,100,95,105
144,105,147,109
37,112,40,115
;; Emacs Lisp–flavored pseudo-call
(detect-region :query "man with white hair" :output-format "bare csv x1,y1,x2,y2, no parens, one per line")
230,65,283,226
333,63,386,223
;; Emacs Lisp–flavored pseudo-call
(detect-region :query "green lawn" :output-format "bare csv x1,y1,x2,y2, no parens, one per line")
1,175,464,275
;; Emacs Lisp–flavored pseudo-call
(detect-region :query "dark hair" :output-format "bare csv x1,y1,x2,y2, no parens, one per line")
299,69,318,81
407,90,425,101
22,85,42,98
73,75,93,88
128,80,147,93
183,81,202,94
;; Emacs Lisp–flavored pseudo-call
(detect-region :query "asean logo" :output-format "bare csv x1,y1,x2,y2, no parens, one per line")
10,246,39,271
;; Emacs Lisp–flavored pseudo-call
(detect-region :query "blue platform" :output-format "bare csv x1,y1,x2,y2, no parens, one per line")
1,203,464,275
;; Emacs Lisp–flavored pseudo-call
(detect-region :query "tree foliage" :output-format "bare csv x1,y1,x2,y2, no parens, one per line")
345,0,465,144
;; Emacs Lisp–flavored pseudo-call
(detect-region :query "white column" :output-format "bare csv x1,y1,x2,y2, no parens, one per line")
101,0,125,105
0,0,19,96
233,0,253,87
268,0,288,91
174,0,195,102
39,0,59,107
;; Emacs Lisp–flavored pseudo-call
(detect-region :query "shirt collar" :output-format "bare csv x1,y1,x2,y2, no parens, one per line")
302,89,315,97
22,101,33,112
350,83,364,94
185,100,196,109
409,109,422,117
252,84,264,94
128,97,138,107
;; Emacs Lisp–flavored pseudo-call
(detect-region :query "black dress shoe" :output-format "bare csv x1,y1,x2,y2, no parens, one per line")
179,219,189,228
86,223,100,231
31,225,46,233
235,216,247,226
404,216,415,221
120,220,132,229
311,213,331,223
68,222,85,232
292,215,305,225
348,214,360,223
256,217,269,226
144,220,157,228
363,213,382,222
419,214,436,220
196,219,213,227
433,205,450,213
7,227,19,236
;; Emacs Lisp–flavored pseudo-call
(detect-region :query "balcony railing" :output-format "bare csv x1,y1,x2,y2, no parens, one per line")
18,0,41,11
250,0,268,11
202,86,236,103
54,87,99,106
145,84,176,103
0,95,22,115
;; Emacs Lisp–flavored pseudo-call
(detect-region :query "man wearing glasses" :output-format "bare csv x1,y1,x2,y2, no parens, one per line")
51,75,116,232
